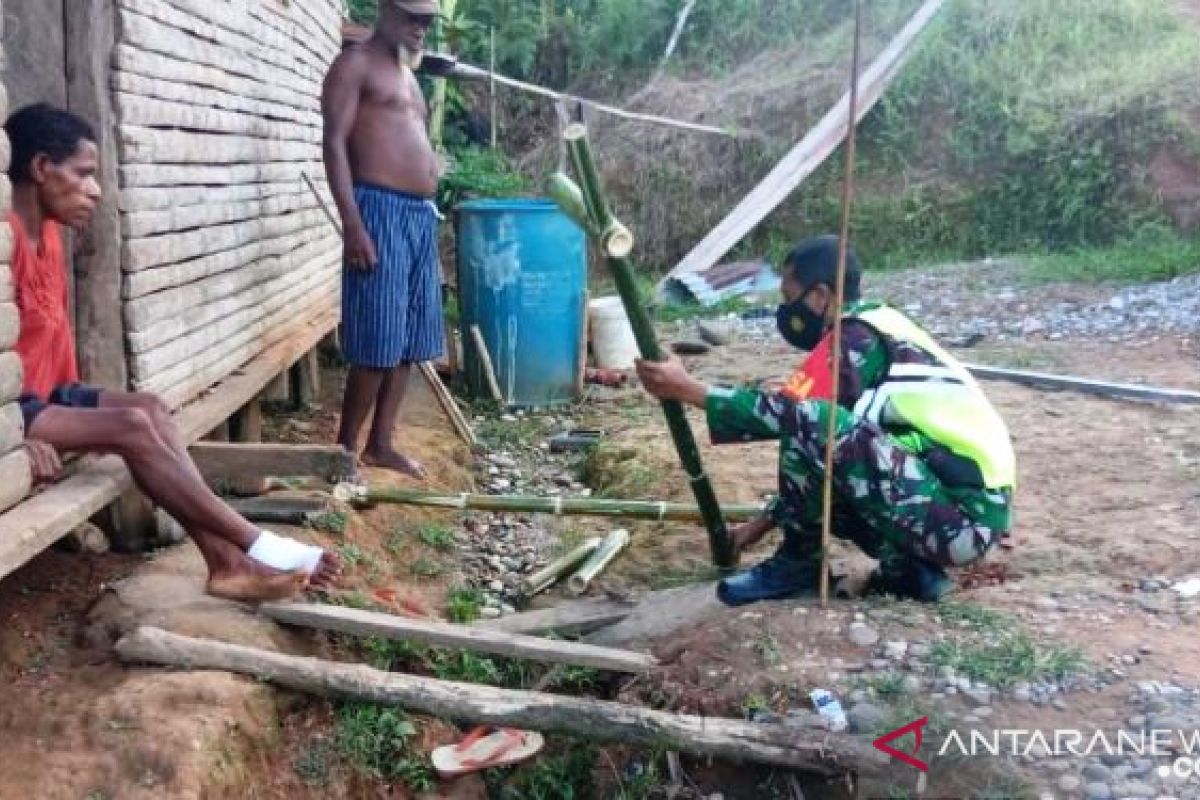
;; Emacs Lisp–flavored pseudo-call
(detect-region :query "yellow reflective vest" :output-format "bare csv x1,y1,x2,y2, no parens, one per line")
850,304,1017,490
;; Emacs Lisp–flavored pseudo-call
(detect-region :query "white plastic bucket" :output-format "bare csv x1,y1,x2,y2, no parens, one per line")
588,296,640,370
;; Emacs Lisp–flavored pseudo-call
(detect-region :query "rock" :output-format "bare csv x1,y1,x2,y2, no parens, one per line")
847,689,870,705
847,623,880,648
938,665,956,681
1111,781,1155,798
65,522,112,554
848,703,887,734
908,643,932,659
1099,753,1125,768
1058,775,1081,793
884,641,908,660
1083,783,1112,800
868,659,891,671
956,677,973,692
671,340,712,356
965,688,992,707
901,676,923,694
478,607,502,620
1052,698,1069,711
1013,683,1033,702
488,580,505,593
1081,764,1112,783
1127,715,1147,729
696,320,734,346
1127,759,1154,778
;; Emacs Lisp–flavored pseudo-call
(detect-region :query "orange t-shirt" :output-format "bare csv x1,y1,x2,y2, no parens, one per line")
9,212,79,399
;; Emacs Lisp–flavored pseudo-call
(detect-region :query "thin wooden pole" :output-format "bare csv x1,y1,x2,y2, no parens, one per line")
820,0,863,608
559,127,734,569
489,25,498,149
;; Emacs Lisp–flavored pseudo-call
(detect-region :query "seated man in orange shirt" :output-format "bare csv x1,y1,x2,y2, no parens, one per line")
7,103,340,601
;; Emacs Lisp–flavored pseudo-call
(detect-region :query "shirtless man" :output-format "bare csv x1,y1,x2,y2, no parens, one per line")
322,0,444,478
6,103,340,601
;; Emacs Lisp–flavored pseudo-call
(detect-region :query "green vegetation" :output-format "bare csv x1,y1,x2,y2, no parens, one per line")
335,703,435,791
444,584,485,622
307,510,348,535
929,629,1086,689
1022,228,1200,285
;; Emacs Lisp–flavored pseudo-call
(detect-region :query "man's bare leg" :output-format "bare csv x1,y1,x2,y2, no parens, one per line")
95,391,340,585
361,362,426,478
337,365,386,458
28,406,340,592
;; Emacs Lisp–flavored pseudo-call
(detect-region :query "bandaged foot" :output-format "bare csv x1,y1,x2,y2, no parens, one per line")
247,530,325,575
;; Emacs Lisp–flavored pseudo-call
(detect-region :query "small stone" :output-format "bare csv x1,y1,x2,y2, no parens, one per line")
478,607,502,619
1082,764,1112,783
884,641,909,660
847,623,880,648
1099,753,1125,768
869,659,891,671
938,665,956,681
847,703,887,733
488,580,505,593
974,706,993,717
1083,783,1113,800
908,643,932,659
501,604,516,615
1128,715,1147,729
1013,684,1034,702
1112,781,1155,798
956,677,973,692
1052,698,1069,711
1059,775,1082,793
901,676,923,694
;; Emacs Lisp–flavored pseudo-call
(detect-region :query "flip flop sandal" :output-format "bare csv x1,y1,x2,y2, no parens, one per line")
431,726,545,778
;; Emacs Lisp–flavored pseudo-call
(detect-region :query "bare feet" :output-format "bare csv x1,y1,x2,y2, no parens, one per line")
361,446,428,479
312,549,343,588
207,571,309,602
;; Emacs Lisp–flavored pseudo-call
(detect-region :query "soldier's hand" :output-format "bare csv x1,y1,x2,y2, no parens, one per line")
344,224,378,271
634,356,708,407
24,440,63,484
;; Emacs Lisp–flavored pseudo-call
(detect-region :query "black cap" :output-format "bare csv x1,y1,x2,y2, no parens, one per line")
782,235,862,301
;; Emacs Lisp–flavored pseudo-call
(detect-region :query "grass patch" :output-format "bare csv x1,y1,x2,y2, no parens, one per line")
307,511,347,535
857,672,907,700
335,542,367,569
1022,230,1200,285
445,585,485,623
581,442,663,501
416,522,456,551
929,629,1086,689
335,703,434,792
935,601,1011,632
476,413,550,450
408,556,445,579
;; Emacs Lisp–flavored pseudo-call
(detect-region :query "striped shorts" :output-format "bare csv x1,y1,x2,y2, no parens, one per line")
342,184,445,369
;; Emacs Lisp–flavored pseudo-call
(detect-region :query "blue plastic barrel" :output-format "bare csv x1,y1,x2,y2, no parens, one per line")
455,199,587,408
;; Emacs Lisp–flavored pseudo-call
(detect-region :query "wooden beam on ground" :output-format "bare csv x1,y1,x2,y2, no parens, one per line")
659,0,946,289
965,364,1200,406
228,495,328,525
259,602,657,674
190,443,356,483
477,597,636,638
418,362,477,448
117,626,875,773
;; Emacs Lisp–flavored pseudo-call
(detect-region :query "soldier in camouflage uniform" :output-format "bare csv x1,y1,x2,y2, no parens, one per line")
637,236,1015,606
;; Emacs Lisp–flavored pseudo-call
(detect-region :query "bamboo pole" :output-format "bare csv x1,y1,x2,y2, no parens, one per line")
489,25,498,149
566,529,630,596
332,484,765,523
428,0,459,152
820,1,864,608
523,536,602,596
116,627,872,773
469,324,505,404
558,125,734,569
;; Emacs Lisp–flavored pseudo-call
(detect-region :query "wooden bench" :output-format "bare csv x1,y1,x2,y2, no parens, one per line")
0,311,337,582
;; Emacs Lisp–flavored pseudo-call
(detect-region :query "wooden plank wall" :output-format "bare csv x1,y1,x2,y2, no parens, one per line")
0,10,36,514
112,0,344,409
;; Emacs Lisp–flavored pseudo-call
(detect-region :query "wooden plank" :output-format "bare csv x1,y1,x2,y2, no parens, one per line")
190,443,355,483
0,351,23,405
155,0,338,71
126,244,338,353
661,0,947,286
175,309,337,438
0,302,17,350
121,191,319,239
137,278,339,399
124,226,338,301
116,0,328,84
157,307,340,409
121,180,326,213
130,264,336,380
116,627,875,774
965,364,1200,406
478,598,636,638
115,94,322,146
418,363,477,448
116,8,323,102
119,159,325,189
118,126,320,167
124,237,338,330
67,0,128,391
123,207,327,272
112,52,315,125
0,448,33,516
0,402,23,456
260,602,659,674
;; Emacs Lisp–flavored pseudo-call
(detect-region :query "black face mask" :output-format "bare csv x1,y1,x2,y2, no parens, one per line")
776,296,827,350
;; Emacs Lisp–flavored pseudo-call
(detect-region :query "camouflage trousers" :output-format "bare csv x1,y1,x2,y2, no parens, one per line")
771,400,1009,570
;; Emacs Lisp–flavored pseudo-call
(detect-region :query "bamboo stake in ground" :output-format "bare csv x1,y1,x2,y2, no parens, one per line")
559,125,735,569
820,1,864,608
116,627,875,773
470,325,506,404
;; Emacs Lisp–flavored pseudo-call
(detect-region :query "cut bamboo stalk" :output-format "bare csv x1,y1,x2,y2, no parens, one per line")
419,362,477,448
116,626,874,773
259,602,656,673
566,529,631,596
469,324,505,404
575,288,590,399
522,536,602,596
544,172,596,235
331,485,765,523
560,124,734,569
600,220,635,259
